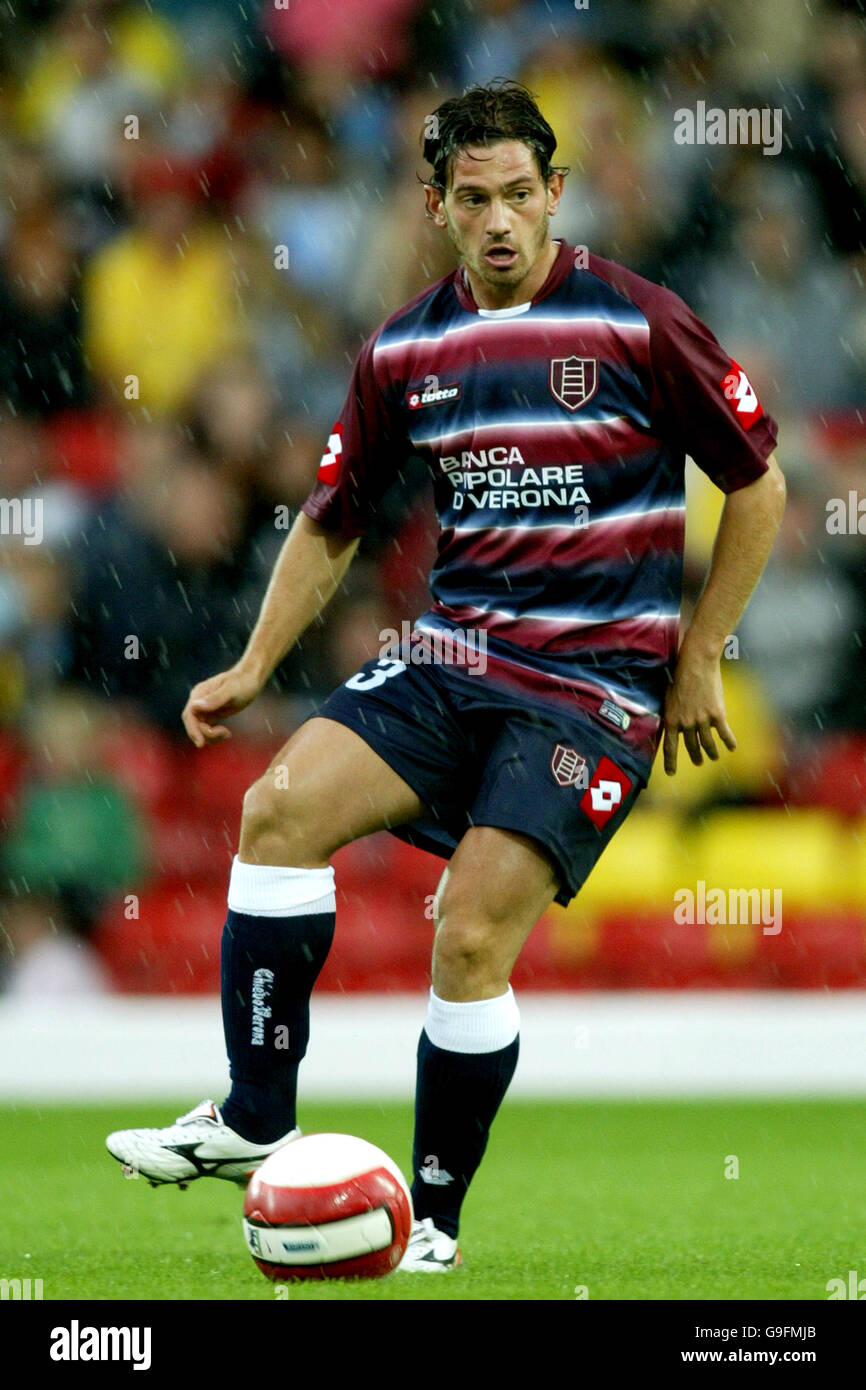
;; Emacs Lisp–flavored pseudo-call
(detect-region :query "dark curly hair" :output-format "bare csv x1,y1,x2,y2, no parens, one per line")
422,79,566,191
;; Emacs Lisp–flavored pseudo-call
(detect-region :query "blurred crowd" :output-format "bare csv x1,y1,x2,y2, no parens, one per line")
0,0,865,992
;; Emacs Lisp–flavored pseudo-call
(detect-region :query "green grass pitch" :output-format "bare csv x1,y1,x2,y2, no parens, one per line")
1,1099,863,1301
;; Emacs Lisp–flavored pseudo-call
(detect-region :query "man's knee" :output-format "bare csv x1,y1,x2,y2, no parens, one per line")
434,917,499,974
430,840,558,997
241,773,283,838
240,769,327,864
433,878,512,985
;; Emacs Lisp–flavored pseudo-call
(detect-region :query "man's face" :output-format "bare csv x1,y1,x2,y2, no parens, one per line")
425,140,563,299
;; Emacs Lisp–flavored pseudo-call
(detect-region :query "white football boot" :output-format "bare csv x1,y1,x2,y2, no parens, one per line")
398,1217,463,1272
106,1100,300,1188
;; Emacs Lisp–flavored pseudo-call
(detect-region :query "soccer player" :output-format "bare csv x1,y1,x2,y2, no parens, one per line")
107,81,786,1271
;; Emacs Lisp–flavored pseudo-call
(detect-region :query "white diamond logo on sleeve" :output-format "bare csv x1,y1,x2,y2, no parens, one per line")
317,423,343,484
720,359,763,429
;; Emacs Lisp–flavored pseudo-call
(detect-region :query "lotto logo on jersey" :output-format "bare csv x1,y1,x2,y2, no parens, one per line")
580,756,633,829
720,359,763,430
317,423,343,484
407,381,461,410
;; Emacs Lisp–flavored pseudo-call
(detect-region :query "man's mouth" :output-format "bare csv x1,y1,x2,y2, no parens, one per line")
483,245,519,269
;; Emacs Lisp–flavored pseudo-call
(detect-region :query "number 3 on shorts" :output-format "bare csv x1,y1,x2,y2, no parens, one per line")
344,658,407,691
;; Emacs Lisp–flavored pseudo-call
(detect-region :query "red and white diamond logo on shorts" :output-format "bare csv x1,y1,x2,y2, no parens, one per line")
720,359,763,430
580,756,633,828
550,743,587,788
317,423,343,484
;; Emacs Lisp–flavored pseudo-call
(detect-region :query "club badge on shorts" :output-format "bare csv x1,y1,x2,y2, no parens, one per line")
550,743,588,788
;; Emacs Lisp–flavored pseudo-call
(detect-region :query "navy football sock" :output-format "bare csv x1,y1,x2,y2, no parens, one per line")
219,906,334,1143
410,1027,520,1239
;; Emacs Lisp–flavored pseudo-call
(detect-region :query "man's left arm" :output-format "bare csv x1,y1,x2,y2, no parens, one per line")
663,451,786,775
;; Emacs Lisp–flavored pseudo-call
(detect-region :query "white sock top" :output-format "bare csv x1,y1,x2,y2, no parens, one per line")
227,856,336,917
424,985,520,1054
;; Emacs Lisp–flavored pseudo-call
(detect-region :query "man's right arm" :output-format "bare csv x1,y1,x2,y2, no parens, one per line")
182,512,359,746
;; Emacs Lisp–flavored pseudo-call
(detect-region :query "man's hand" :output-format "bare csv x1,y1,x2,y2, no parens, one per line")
180,515,361,749
662,651,736,775
182,665,263,748
662,453,785,776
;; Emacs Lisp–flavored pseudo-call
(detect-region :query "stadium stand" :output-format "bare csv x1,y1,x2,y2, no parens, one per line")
1,0,865,995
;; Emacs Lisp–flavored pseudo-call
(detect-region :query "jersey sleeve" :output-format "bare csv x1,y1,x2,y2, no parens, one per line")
301,331,410,539
648,288,778,492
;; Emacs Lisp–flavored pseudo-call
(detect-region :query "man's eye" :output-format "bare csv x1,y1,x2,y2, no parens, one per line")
512,190,530,200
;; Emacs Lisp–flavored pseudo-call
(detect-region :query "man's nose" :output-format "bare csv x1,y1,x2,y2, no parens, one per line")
484,201,511,236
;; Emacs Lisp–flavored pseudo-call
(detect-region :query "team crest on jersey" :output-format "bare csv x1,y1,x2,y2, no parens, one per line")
549,356,598,411
551,743,588,788
317,423,343,484
720,359,763,430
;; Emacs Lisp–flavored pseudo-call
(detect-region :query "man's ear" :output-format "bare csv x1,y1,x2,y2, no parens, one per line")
424,183,448,227
546,170,565,217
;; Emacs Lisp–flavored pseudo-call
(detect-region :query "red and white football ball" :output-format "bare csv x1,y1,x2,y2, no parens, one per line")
242,1133,413,1281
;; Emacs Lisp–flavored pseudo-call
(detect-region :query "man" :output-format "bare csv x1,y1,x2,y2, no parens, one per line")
107,80,786,1272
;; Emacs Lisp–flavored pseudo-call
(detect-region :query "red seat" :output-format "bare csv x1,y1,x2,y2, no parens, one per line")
319,882,433,992
189,740,273,818
93,880,226,993
756,911,866,988
594,912,716,988
385,838,444,897
96,723,180,816
146,813,234,882
783,735,866,817
0,733,27,824
505,912,589,990
332,835,443,902
134,739,274,880
45,408,123,496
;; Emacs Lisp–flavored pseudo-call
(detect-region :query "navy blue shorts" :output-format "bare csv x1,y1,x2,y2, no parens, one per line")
315,656,646,907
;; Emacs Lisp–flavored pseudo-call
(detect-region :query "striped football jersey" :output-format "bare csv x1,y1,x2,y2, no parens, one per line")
301,240,778,773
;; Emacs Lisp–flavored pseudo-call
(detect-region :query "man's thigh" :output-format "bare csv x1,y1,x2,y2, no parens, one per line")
311,655,486,844
240,715,427,862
